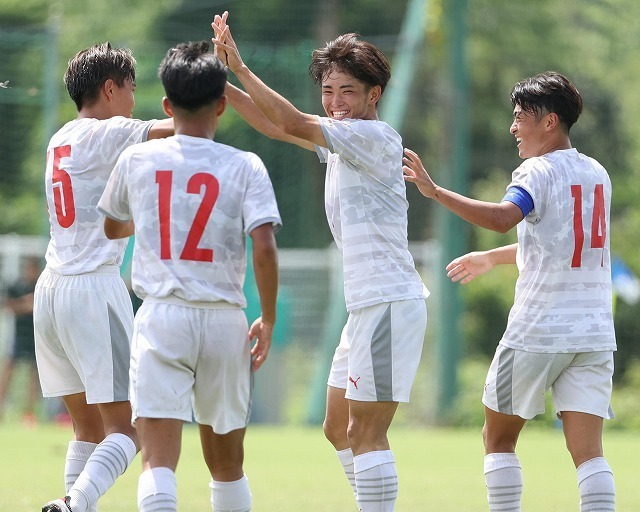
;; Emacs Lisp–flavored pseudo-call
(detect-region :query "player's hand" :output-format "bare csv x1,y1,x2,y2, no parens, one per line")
211,11,244,73
446,251,495,284
403,148,437,199
248,316,274,371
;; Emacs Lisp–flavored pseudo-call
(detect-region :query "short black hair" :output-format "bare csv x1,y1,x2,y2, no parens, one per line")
158,41,227,111
309,33,391,95
64,42,136,111
511,71,583,132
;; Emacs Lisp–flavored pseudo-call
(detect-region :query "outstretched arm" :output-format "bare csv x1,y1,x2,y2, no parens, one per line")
225,82,314,151
248,223,279,371
403,148,523,233
212,12,326,148
446,244,517,284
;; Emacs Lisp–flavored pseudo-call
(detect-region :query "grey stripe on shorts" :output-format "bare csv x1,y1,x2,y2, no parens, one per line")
108,304,130,402
371,304,393,401
496,347,515,414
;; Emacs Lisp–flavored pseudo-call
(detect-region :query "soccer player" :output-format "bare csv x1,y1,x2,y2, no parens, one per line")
212,13,428,512
0,256,41,425
97,41,280,512
36,42,173,512
403,71,616,512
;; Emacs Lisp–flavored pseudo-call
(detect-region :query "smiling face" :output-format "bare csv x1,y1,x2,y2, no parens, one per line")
320,70,380,121
509,105,550,159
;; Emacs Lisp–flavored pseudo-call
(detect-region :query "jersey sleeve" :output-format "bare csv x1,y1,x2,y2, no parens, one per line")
316,117,399,172
502,186,534,217
97,151,132,222
242,153,282,234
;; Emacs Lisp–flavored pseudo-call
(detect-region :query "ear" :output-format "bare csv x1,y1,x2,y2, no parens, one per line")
216,95,227,117
368,85,382,106
545,112,560,131
102,79,115,101
162,97,174,117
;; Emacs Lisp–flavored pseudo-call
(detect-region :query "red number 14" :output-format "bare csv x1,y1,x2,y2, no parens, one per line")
571,183,605,268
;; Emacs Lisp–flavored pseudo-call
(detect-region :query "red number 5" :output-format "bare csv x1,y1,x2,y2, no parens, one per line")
571,184,606,268
51,145,76,228
156,170,219,262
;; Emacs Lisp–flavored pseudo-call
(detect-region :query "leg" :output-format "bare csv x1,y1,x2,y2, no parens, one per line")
0,359,14,419
200,425,251,512
483,407,526,512
60,397,138,512
25,360,41,419
348,400,399,512
136,417,183,512
562,411,615,512
324,385,358,498
323,385,350,450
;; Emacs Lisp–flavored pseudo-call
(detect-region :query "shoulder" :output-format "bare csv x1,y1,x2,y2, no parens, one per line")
213,142,267,169
321,117,400,140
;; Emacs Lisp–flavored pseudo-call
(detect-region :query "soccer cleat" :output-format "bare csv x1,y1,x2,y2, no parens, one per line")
42,496,72,512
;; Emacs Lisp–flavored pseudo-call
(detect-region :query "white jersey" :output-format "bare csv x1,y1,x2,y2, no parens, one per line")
315,117,428,311
502,148,616,353
98,134,281,306
44,117,155,274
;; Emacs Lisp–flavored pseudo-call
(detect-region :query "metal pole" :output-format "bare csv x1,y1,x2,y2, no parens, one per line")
435,0,469,418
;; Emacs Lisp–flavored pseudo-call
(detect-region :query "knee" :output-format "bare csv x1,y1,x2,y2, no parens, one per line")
323,416,347,448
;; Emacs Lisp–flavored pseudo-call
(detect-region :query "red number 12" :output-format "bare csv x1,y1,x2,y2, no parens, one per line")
156,170,219,262
571,183,605,268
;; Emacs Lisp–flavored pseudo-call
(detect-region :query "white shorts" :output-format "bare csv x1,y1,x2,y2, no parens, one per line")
34,266,134,403
483,344,614,420
327,299,427,402
130,297,252,434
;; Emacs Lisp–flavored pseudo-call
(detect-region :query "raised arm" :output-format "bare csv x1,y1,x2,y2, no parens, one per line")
212,12,326,148
147,118,175,140
248,222,279,371
403,148,523,233
225,82,314,151
446,244,518,285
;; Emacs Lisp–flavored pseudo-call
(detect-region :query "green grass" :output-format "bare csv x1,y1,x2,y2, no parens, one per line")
2,422,639,511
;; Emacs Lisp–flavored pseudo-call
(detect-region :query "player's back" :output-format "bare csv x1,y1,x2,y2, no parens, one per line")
110,134,279,305
504,148,615,352
44,117,153,274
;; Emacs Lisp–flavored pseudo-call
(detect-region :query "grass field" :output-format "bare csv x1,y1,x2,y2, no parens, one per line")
2,421,639,511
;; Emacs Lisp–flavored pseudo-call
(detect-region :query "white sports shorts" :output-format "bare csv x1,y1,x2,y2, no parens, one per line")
34,266,134,403
327,298,427,402
130,297,252,434
483,344,614,420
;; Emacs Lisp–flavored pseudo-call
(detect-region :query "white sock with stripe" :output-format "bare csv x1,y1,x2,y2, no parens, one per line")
138,467,177,512
484,453,523,512
353,450,398,512
336,447,357,498
64,441,98,512
577,457,615,511
209,475,252,512
68,433,137,512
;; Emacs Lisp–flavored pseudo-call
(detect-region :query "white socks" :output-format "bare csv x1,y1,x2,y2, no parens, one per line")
68,433,137,512
484,453,523,512
577,457,615,511
138,467,178,512
353,450,398,512
210,475,252,511
65,441,98,512
336,447,357,497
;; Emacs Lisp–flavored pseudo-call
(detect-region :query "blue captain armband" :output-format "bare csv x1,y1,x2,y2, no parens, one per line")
502,186,534,217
